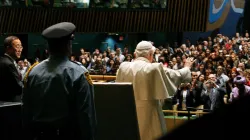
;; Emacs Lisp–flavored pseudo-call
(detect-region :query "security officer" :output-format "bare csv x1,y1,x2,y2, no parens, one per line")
22,22,97,140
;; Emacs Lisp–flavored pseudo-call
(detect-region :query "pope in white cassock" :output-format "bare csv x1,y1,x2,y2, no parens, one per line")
116,41,194,140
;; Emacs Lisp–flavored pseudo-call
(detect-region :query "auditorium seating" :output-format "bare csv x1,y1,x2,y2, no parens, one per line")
90,75,116,82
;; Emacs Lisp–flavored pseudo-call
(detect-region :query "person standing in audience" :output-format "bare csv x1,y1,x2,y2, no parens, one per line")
0,36,23,101
229,75,250,102
201,74,225,111
18,60,28,81
115,47,125,62
172,83,194,111
22,22,97,140
116,41,194,140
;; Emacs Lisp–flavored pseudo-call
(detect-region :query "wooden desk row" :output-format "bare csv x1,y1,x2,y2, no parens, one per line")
90,75,116,81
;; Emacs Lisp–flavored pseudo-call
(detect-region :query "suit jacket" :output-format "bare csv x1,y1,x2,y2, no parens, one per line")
0,55,23,101
173,89,194,110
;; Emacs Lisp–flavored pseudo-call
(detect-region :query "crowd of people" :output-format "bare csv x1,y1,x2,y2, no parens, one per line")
16,32,250,112
2,20,250,140
65,32,250,112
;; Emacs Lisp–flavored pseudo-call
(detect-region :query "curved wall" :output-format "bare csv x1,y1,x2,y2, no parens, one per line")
183,0,245,43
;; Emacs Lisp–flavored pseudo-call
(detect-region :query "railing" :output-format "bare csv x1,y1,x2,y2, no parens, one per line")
163,110,210,115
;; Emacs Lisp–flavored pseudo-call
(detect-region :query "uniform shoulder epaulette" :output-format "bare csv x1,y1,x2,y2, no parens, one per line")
24,61,39,88
70,61,92,85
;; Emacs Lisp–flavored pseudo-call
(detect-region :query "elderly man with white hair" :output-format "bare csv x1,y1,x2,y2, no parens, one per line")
116,41,194,140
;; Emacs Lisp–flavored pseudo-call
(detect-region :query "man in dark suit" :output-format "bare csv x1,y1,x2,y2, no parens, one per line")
0,36,23,101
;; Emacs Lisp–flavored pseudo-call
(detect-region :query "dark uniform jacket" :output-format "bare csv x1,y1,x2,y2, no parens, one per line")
22,56,97,140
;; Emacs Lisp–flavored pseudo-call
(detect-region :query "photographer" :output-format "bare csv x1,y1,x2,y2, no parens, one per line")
172,83,194,111
201,74,225,111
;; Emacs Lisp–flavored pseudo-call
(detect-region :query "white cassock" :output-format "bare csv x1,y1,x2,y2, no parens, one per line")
116,57,191,140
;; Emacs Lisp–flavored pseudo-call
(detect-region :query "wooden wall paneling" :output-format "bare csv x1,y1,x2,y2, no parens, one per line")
155,11,158,31
110,11,114,32
135,11,139,32
203,0,209,31
0,8,3,31
162,11,166,31
156,11,160,32
46,9,54,27
123,10,128,32
120,11,125,32
74,10,79,31
156,11,159,32
96,10,101,32
115,12,119,32
6,9,13,33
153,11,156,31
107,11,111,32
201,0,206,31
21,9,26,33
137,11,140,32
41,9,47,32
163,11,167,31
85,10,90,32
117,12,121,32
77,10,81,31
153,11,157,32
33,9,38,32
173,0,179,32
192,0,196,31
95,11,100,32
187,0,193,31
141,11,145,32
129,11,134,32
143,10,148,32
0,1,210,33
184,0,189,31
201,0,204,31
197,0,201,31
103,11,109,32
36,9,42,32
98,10,103,32
90,10,94,32
149,11,153,31
159,10,163,32
142,11,146,32
168,0,173,32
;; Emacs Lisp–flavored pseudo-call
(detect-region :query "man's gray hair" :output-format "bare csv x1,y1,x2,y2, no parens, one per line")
135,48,155,58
